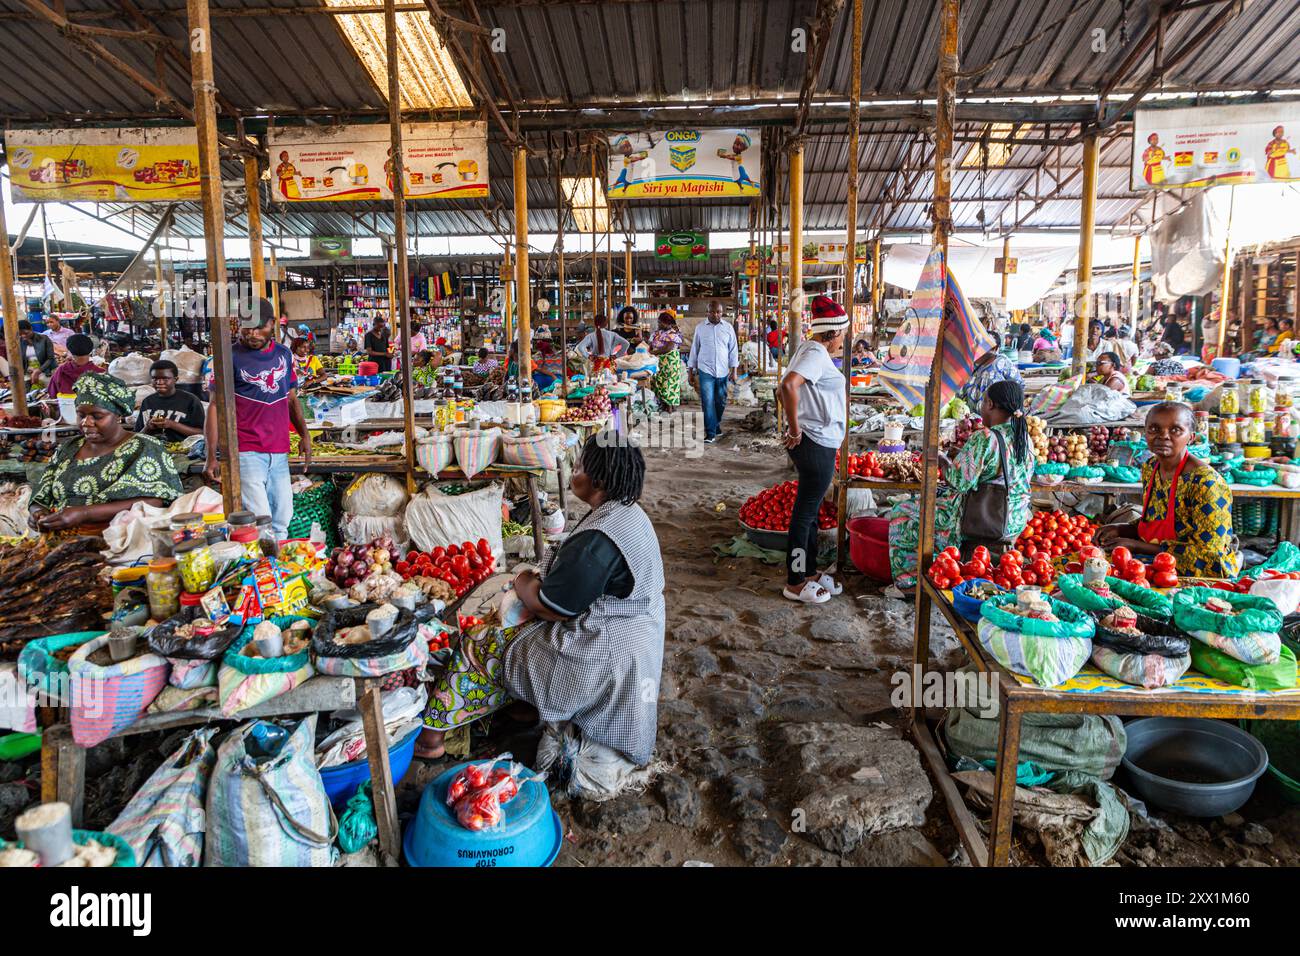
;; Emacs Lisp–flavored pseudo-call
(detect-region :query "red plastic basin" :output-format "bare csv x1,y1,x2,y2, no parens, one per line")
848,515,892,582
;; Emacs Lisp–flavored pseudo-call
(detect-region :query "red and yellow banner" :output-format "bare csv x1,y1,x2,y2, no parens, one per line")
267,121,488,203
6,128,200,202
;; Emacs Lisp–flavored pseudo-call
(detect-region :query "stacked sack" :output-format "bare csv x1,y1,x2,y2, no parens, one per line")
1173,587,1297,691
977,590,1094,687
340,474,410,553
1057,574,1189,689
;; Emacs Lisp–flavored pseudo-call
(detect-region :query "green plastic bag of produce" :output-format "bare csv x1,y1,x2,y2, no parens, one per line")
1238,541,1300,580
1230,467,1277,486
1099,464,1141,484
1056,574,1173,621
977,618,1092,687
1091,646,1190,689
981,592,1096,639
1034,461,1069,477
337,782,379,854
1066,465,1104,481
1172,586,1283,638
1189,641,1297,691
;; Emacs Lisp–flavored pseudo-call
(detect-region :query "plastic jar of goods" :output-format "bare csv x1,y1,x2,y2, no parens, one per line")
255,515,278,558
179,590,204,612
227,510,257,530
1218,416,1238,444
174,538,216,593
170,511,205,544
231,525,261,560
202,513,229,540
1249,380,1271,414
1219,383,1241,415
1278,385,1295,410
146,557,181,620
1245,414,1267,445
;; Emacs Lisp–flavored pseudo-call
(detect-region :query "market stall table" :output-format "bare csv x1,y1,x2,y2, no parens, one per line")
912,578,1300,868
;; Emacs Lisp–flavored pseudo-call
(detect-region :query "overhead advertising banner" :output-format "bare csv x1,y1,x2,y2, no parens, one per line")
268,121,488,202
607,129,761,198
5,127,200,202
654,231,708,260
309,236,352,260
1132,101,1300,191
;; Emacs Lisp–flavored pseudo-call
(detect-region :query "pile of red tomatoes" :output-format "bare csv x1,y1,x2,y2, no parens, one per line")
1015,509,1096,559
927,544,1058,591
395,539,496,597
739,480,836,532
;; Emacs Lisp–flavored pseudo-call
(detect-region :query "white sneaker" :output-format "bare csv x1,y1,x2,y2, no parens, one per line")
783,580,830,604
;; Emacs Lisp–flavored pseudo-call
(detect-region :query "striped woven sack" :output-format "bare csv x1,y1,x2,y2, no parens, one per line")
415,432,455,475
977,617,1092,688
452,426,502,478
1027,373,1086,418
203,715,337,867
167,657,217,690
107,726,218,867
68,637,169,747
500,431,559,471
313,627,430,679
217,617,315,717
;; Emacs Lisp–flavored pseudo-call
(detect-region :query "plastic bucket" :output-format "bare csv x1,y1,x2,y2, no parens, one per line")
1211,357,1241,379
319,724,421,810
403,760,561,867
847,516,891,582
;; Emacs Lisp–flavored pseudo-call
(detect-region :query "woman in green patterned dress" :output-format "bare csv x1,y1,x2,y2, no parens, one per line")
29,372,182,534
648,311,684,410
887,380,1035,590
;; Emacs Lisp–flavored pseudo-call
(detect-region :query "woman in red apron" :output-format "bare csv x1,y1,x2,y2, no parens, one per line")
1096,402,1240,577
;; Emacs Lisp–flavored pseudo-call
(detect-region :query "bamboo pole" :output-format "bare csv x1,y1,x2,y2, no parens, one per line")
1072,132,1099,376
913,0,958,718
385,0,417,496
836,0,864,573
514,145,532,385
188,0,238,509
0,200,27,416
244,155,266,298
1000,235,1011,300
1217,185,1237,359
590,148,599,323
788,143,804,353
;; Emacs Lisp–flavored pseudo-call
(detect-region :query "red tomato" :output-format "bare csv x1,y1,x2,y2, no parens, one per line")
959,561,982,579
1022,570,1038,585
1152,570,1179,588
1152,552,1176,572
1112,546,1132,566
477,538,492,558
1023,543,1038,559
973,546,991,565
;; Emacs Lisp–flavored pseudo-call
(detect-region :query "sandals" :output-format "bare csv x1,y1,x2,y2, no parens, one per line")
783,580,831,604
816,573,843,596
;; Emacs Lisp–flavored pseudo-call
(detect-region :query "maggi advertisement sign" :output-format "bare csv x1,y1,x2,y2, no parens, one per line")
6,127,201,202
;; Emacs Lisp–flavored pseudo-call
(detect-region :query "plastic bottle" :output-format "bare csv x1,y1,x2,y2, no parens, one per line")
146,556,181,620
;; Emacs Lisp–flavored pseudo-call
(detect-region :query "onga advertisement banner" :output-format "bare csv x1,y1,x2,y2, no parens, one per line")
268,121,488,202
607,129,761,198
6,128,200,202
1131,101,1300,191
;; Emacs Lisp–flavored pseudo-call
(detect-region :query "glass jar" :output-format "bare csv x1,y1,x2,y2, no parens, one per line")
1219,383,1241,415
1249,380,1271,414
146,557,181,620
228,510,257,530
1194,410,1210,444
1219,416,1238,444
255,515,278,558
169,511,204,544
1245,414,1267,445
231,525,261,560
174,538,215,593
1278,385,1295,410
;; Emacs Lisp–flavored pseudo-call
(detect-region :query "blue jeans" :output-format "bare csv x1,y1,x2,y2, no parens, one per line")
697,371,729,438
238,451,293,539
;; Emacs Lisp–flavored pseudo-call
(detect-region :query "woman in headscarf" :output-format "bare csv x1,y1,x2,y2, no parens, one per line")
648,310,685,410
28,372,182,534
575,314,630,376
887,380,1035,592
957,333,1022,410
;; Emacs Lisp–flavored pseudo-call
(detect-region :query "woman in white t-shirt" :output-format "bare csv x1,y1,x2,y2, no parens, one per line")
776,295,848,604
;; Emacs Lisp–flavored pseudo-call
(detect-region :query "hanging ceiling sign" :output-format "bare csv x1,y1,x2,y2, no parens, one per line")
268,121,488,202
5,127,201,202
310,236,352,260
1131,101,1300,191
654,231,708,260
607,129,761,198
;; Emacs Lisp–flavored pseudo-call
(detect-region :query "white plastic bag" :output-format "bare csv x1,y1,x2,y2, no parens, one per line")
1248,577,1300,617
341,473,409,517
108,351,154,386
339,513,409,553
535,721,655,802
0,483,33,538
404,482,504,558
160,346,206,385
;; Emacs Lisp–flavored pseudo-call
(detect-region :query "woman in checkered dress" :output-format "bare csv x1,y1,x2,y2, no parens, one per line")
417,433,666,766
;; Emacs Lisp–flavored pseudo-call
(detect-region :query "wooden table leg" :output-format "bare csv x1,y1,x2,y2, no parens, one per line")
526,472,544,560
41,724,84,826
556,456,568,519
989,690,1022,868
359,683,401,860
911,585,932,725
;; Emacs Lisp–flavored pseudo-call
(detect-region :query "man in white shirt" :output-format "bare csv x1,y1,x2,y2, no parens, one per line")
687,301,738,443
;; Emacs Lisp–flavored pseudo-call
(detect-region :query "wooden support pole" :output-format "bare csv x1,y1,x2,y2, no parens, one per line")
154,247,168,349
0,199,26,415
1130,233,1141,331
502,243,513,348
870,236,882,349
188,0,239,509
556,159,569,396
913,0,959,715
1072,132,1099,377
244,155,266,298
624,237,633,307
359,684,401,859
1000,236,1011,300
1216,186,1236,359
269,248,280,322
837,0,864,573
385,243,397,328
788,143,804,352
385,0,417,494
514,145,532,383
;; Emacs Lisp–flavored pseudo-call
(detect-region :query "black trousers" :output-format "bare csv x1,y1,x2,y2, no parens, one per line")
785,436,838,587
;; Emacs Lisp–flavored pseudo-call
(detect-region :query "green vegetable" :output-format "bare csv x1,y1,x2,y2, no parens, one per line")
942,397,970,421
502,520,531,538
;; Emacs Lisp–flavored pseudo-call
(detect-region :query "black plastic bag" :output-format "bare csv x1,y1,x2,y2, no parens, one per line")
146,606,242,660
1091,617,1190,659
313,603,435,659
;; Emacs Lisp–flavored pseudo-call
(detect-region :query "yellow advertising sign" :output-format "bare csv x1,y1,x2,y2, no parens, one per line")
607,129,761,199
6,128,201,202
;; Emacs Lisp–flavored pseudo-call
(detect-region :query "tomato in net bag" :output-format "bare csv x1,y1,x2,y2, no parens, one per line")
445,753,512,806
455,775,514,831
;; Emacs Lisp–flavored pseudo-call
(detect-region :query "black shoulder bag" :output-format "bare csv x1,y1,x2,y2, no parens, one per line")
959,427,1015,550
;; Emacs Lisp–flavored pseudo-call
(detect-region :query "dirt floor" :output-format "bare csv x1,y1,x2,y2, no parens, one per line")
4,401,1300,866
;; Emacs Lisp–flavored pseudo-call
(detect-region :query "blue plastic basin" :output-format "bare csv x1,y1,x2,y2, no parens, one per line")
320,724,421,810
403,760,561,868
